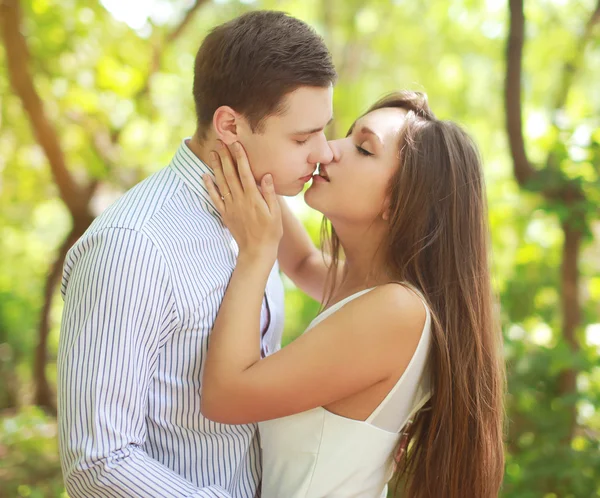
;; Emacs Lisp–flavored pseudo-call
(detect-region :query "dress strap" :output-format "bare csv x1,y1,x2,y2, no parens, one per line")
307,287,377,331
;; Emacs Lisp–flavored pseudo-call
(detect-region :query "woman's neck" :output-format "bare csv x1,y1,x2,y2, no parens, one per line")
331,219,391,294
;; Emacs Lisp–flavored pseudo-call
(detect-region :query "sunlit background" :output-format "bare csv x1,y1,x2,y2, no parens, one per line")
1,0,599,496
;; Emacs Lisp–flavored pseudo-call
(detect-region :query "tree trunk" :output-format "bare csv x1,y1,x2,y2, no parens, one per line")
1,0,212,412
504,0,597,464
0,354,20,410
34,217,93,413
557,221,582,443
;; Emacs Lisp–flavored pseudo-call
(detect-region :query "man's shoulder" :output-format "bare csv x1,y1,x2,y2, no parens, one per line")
90,167,183,234
62,168,182,280
63,164,235,291
90,166,222,239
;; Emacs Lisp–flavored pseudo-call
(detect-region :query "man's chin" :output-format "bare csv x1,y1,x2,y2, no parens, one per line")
276,184,304,197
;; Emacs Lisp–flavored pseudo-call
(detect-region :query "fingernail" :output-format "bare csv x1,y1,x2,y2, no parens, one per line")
265,174,273,185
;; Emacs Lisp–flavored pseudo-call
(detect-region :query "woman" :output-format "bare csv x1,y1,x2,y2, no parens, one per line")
201,91,505,497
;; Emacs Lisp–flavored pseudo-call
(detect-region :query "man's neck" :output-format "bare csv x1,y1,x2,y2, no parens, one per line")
186,132,216,170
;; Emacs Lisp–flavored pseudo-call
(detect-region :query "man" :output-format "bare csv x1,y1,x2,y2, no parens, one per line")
57,10,336,497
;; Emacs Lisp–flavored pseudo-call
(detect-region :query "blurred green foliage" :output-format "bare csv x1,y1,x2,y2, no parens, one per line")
0,408,64,498
1,0,599,496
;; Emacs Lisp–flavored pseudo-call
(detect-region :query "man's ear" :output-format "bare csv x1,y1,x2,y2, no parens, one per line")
213,106,243,145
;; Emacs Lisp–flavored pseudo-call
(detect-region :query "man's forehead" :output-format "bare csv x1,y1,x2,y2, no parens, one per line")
283,85,332,111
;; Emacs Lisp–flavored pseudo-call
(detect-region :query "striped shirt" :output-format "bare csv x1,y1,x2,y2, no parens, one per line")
57,139,285,497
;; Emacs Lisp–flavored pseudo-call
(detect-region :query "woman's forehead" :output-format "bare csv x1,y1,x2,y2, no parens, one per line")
351,107,408,138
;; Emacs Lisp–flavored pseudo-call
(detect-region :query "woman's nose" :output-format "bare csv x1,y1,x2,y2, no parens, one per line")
327,139,342,163
319,140,334,165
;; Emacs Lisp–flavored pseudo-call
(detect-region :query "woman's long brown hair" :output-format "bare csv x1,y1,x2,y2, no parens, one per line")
320,91,506,497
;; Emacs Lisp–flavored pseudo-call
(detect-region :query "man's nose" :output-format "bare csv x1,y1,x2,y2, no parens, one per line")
311,134,334,165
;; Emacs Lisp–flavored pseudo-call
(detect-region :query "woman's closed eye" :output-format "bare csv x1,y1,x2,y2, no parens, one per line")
355,145,374,157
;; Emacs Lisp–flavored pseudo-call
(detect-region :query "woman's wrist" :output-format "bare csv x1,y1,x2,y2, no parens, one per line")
237,249,277,270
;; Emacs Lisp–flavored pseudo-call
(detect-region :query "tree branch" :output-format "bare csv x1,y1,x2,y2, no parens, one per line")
506,0,600,192
505,0,537,187
542,0,599,201
552,0,600,114
0,0,87,215
134,0,210,101
166,0,210,43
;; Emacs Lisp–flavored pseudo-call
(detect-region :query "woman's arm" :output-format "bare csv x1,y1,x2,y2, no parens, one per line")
202,251,275,405
200,141,426,425
203,273,425,424
200,140,282,405
277,197,330,302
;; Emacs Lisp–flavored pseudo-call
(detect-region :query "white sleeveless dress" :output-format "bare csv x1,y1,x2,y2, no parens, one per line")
258,286,432,497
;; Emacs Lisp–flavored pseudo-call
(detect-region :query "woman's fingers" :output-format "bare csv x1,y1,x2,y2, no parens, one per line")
217,141,244,197
209,141,276,220
234,142,259,194
204,143,281,256
232,142,275,211
261,174,280,218
203,174,226,214
209,152,229,196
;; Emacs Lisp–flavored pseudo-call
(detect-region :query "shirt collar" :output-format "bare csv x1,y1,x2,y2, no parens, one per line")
169,138,222,221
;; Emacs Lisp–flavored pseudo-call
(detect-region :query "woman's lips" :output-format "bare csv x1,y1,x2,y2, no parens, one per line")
300,174,314,182
318,165,330,181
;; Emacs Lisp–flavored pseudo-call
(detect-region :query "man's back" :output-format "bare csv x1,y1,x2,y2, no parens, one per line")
58,141,284,497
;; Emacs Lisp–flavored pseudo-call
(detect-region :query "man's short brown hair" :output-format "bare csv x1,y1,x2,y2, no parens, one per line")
193,11,337,136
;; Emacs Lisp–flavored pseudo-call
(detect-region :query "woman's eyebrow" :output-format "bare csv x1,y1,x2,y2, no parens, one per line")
359,126,383,145
346,121,382,145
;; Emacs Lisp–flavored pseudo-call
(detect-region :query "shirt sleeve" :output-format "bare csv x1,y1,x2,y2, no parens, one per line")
57,227,232,498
